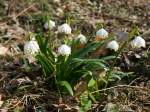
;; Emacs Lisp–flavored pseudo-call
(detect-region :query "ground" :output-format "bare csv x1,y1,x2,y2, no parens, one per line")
0,0,150,112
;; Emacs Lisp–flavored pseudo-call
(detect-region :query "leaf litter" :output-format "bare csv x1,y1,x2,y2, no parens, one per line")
0,0,150,111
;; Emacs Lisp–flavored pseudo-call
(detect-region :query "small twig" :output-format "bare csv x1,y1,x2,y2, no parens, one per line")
15,3,36,18
0,3,36,26
5,95,26,110
0,22,7,27
91,85,149,94
141,29,150,36
129,76,142,86
2,94,41,110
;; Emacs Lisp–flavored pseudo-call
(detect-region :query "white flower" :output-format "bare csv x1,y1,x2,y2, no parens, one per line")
58,23,71,34
107,40,119,51
24,39,40,55
44,20,55,30
58,44,71,56
131,36,145,48
96,28,108,39
75,34,87,44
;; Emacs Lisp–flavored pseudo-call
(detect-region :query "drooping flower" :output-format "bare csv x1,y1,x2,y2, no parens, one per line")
44,20,55,30
58,23,71,34
75,34,87,44
131,36,145,48
58,44,71,56
107,40,119,51
96,28,108,40
24,38,40,55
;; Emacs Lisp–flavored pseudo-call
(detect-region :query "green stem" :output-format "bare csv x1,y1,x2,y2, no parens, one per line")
105,29,136,87
107,41,128,76
54,73,62,102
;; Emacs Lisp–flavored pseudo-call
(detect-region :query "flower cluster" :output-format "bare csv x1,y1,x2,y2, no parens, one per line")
24,20,146,62
43,20,146,52
95,28,146,51
95,28,119,51
44,19,72,34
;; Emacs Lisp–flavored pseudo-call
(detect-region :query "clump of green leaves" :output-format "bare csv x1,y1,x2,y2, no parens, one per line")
79,95,92,112
36,34,113,95
33,22,140,98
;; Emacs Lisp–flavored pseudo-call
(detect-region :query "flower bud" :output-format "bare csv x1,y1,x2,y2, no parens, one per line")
24,39,40,55
96,28,108,40
75,34,87,44
58,23,71,34
44,20,55,30
131,36,145,48
107,40,119,51
58,44,71,56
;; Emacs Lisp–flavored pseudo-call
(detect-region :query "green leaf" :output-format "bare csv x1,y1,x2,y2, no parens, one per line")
74,42,103,58
100,78,108,85
88,78,96,88
113,71,133,77
89,93,97,103
36,53,55,77
84,100,92,111
100,56,116,61
60,81,74,96
111,74,121,80
80,95,92,111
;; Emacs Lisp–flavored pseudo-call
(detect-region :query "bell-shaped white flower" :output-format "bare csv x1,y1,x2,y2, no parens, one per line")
58,23,71,34
44,20,55,30
58,44,71,56
24,38,40,55
96,28,108,39
75,34,87,44
107,40,119,51
131,36,145,48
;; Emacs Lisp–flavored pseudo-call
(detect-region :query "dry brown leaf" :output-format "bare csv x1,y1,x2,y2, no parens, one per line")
0,95,3,107
74,80,87,97
0,101,3,107
0,45,9,56
0,109,8,112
